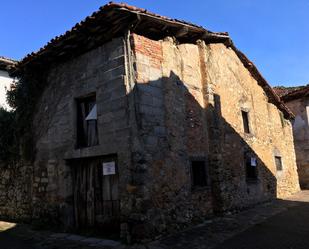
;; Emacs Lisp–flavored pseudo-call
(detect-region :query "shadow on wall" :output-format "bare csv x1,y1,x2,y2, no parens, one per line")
127,71,278,238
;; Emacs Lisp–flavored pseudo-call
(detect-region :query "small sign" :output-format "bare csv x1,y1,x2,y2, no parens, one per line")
103,161,116,175
251,157,257,167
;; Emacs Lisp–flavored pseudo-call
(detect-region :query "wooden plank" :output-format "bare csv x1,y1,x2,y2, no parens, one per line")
111,174,119,201
103,200,113,217
81,162,87,227
103,175,111,201
73,163,79,228
86,163,95,226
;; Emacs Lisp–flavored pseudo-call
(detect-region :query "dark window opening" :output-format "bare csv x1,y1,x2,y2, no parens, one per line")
275,156,283,171
242,110,250,134
245,153,258,180
191,160,208,187
76,94,99,148
279,112,285,128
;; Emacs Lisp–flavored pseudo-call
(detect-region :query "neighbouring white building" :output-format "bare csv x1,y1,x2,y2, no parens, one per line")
0,56,16,110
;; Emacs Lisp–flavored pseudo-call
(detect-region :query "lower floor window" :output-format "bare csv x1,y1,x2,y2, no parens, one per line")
245,153,258,180
191,160,208,187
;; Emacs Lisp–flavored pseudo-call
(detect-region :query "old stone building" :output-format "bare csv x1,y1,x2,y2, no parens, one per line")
3,3,299,240
274,85,309,189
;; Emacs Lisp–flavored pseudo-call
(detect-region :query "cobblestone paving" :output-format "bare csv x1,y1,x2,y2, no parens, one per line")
214,192,309,249
1,191,309,249
148,191,309,249
0,221,123,249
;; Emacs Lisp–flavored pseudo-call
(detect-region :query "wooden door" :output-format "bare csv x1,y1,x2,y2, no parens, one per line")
72,157,120,233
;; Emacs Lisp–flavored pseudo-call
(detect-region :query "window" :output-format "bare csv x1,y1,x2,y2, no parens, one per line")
76,94,99,148
241,110,250,134
275,156,283,171
306,105,309,126
245,153,258,180
191,160,208,187
279,111,285,128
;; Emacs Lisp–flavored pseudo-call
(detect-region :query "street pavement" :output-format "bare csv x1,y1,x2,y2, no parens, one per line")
0,191,309,249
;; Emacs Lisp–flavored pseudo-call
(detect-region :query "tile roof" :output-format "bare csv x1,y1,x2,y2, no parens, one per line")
14,2,229,71
274,85,309,102
0,56,17,71
11,2,294,119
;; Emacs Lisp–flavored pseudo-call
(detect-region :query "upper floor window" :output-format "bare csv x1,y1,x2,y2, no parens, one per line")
279,111,286,128
275,156,283,171
241,110,250,134
306,105,309,126
76,94,99,148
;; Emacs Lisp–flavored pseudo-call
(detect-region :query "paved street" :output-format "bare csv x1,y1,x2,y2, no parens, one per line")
1,191,309,249
0,231,33,249
151,191,309,249
215,195,309,249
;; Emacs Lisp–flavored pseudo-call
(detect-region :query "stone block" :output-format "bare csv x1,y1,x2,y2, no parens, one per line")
137,84,163,99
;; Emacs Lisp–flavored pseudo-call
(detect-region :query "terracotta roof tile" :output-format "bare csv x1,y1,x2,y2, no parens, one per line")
274,85,309,102
0,56,18,71
12,2,294,119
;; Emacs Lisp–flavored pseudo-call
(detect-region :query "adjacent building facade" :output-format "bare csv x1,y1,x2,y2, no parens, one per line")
3,3,300,240
274,85,309,189
0,57,16,110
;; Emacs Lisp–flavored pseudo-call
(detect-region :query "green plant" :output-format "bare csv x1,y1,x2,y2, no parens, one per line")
5,67,47,162
0,107,18,163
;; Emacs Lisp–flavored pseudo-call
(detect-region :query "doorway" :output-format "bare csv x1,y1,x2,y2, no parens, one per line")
71,155,120,234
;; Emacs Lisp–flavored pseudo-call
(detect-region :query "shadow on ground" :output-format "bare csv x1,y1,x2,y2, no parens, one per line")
151,192,309,249
0,223,34,249
214,198,309,249
1,193,309,249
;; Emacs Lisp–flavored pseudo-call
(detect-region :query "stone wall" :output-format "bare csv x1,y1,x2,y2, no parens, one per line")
284,97,309,189
130,33,300,236
130,34,213,237
203,43,300,206
30,37,134,228
0,162,32,221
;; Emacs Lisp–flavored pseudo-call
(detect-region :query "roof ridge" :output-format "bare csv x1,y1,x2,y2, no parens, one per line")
17,2,229,67
0,56,18,63
12,2,294,119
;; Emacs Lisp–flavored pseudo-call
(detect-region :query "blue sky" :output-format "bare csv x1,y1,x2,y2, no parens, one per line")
1,0,308,87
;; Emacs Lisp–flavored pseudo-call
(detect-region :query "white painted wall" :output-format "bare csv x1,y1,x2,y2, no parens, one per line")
0,69,14,110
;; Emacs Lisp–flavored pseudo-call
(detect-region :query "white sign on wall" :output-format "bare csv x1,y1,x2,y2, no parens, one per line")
251,157,257,167
102,161,116,175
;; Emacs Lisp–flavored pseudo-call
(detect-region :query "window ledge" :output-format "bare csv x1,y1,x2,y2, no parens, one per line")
246,178,260,184
64,145,103,160
192,186,211,192
243,133,255,139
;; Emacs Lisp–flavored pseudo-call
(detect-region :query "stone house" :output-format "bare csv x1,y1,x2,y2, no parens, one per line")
6,3,300,239
274,85,309,189
0,56,16,110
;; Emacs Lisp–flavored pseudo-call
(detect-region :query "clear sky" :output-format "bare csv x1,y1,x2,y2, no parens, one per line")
1,0,308,87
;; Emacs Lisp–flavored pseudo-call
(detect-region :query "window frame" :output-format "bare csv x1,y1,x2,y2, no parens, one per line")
241,110,251,134
76,93,99,149
190,159,209,189
275,156,283,171
244,152,258,182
